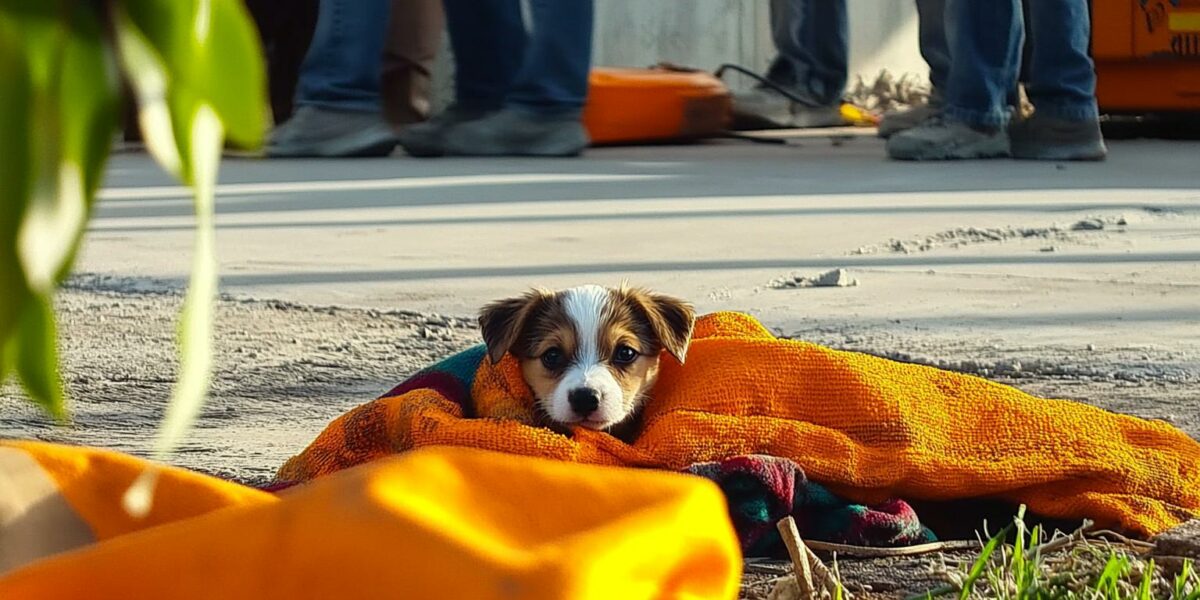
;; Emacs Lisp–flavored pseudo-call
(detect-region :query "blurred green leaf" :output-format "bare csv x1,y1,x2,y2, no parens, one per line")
18,13,116,293
113,7,183,178
0,1,115,414
119,0,266,160
12,293,66,420
113,0,265,457
154,104,222,458
0,16,34,381
2,0,263,442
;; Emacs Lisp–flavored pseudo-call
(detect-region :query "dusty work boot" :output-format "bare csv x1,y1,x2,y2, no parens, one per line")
1008,113,1107,161
886,115,1010,161
396,104,496,157
266,105,398,158
731,87,843,130
441,107,589,157
877,100,943,139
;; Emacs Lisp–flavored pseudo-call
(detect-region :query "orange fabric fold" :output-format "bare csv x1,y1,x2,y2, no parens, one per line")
0,444,740,600
3,440,273,540
278,312,1200,536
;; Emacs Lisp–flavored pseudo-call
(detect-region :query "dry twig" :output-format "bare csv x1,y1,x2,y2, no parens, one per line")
776,517,845,599
778,517,817,598
806,539,976,558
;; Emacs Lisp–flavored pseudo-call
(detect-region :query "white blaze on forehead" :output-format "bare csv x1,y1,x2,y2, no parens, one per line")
562,285,611,366
548,285,625,427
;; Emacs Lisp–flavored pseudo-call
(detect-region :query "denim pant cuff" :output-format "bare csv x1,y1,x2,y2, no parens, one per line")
943,103,1011,129
1031,100,1099,122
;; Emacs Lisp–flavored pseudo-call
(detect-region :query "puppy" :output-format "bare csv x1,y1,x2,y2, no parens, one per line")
478,285,695,438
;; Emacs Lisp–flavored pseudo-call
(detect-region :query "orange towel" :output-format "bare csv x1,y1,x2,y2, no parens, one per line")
278,312,1200,537
0,441,740,599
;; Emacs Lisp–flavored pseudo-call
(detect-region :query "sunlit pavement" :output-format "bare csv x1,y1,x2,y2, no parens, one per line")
86,137,1200,349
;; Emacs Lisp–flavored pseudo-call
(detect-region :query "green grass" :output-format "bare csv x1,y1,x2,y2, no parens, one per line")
915,507,1198,600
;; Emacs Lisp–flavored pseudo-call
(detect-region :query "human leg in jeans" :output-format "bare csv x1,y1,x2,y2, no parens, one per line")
1009,0,1106,160
731,0,849,129
887,0,1023,160
243,0,319,125
267,0,399,157
397,0,525,156
381,0,445,130
503,0,594,115
400,0,594,157
878,0,950,138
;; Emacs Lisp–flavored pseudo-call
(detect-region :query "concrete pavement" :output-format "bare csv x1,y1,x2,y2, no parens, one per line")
87,137,1200,354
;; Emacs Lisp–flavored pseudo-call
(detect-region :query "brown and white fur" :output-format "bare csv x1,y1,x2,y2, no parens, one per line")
478,285,695,436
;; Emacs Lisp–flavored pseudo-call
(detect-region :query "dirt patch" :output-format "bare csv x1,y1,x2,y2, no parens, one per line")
742,553,975,600
0,278,479,485
849,216,1130,256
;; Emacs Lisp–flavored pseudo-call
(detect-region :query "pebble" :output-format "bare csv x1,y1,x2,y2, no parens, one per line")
773,269,859,289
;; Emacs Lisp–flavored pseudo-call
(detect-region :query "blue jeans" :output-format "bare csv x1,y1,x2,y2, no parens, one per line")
915,0,950,101
943,0,1024,128
765,0,848,107
942,0,1098,128
294,0,391,112
1023,0,1099,121
443,0,594,115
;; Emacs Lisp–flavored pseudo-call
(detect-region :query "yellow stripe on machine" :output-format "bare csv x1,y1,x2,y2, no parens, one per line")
1169,12,1200,32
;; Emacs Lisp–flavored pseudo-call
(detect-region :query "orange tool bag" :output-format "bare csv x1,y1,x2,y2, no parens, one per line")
582,64,734,145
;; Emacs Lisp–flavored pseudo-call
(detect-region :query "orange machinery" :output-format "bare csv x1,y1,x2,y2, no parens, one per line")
1094,0,1200,111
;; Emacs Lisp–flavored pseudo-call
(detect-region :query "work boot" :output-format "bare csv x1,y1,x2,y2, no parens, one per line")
441,107,589,157
886,115,1010,161
397,104,495,157
1008,113,1107,161
266,105,397,158
878,100,943,139
731,86,844,130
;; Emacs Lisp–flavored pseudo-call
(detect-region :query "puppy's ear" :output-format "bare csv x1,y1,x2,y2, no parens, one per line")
626,288,695,364
477,290,549,364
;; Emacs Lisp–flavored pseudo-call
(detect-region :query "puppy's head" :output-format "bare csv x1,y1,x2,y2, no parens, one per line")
478,285,695,431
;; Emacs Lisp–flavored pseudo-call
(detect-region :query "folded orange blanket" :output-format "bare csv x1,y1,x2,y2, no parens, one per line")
0,441,739,599
278,312,1200,537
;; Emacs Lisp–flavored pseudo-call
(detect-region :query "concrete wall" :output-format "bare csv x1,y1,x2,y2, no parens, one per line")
593,0,927,90
431,0,928,107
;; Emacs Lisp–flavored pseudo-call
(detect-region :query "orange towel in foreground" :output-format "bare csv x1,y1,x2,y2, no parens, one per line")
0,440,739,599
278,312,1200,537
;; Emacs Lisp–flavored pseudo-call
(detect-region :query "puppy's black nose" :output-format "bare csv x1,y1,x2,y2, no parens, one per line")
568,388,599,417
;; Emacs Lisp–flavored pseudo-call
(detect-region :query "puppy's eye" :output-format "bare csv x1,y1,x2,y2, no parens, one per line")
540,348,565,370
613,345,639,365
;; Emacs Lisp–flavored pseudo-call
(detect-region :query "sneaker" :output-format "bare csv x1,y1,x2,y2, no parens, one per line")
878,101,942,139
1008,113,1107,161
441,108,589,157
265,106,397,158
731,87,844,130
397,104,496,158
886,115,1010,161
